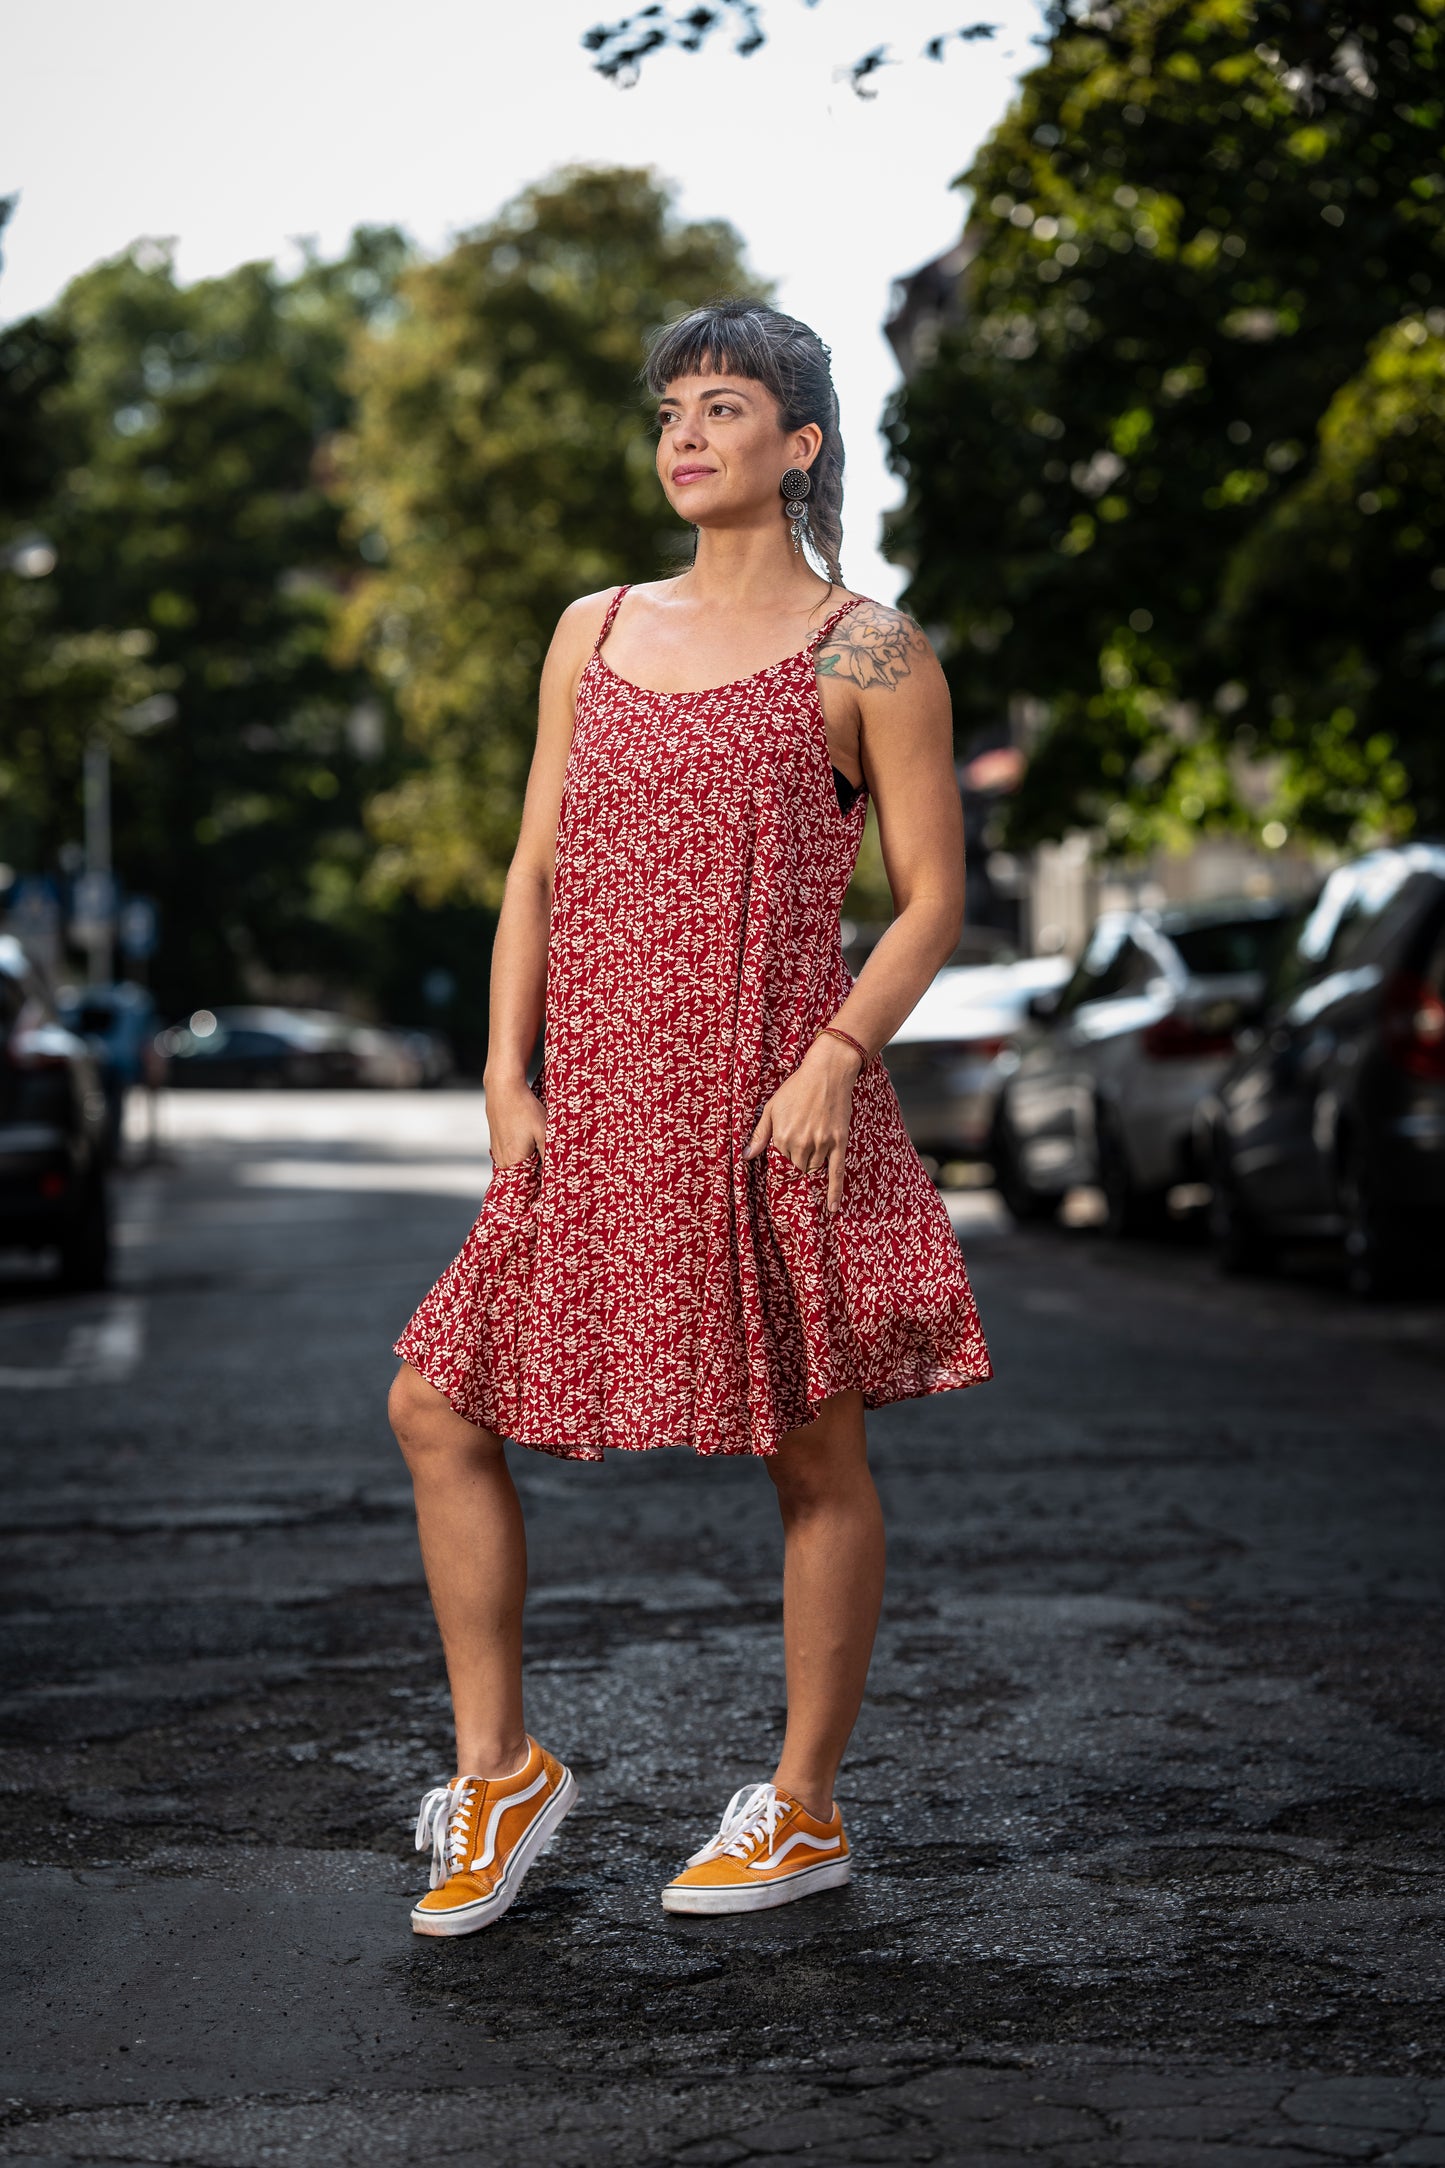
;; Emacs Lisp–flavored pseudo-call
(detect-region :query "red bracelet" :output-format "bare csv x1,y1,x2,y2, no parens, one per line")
818,1024,869,1066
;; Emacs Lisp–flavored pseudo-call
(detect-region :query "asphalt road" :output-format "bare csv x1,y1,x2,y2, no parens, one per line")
2,1091,1443,2168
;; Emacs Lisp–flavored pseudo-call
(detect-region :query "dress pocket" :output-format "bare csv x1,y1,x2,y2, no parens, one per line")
763,1140,830,1185
758,1141,859,1400
485,1152,542,1208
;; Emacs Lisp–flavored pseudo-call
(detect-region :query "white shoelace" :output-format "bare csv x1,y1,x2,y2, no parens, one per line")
687,1781,787,1867
414,1778,479,1889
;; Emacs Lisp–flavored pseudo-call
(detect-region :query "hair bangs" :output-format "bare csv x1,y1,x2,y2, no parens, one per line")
642,307,780,399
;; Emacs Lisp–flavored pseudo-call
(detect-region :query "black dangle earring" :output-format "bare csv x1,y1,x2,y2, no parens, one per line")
780,467,811,555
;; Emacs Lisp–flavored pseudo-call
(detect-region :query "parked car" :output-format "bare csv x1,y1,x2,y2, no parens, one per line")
1199,843,1445,1295
992,897,1304,1234
161,1006,365,1088
348,1023,457,1089
348,1024,426,1089
398,1027,456,1088
0,936,111,1287
883,955,1072,1163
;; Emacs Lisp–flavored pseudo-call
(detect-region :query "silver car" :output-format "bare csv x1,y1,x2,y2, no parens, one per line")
883,955,1073,1166
992,899,1301,1233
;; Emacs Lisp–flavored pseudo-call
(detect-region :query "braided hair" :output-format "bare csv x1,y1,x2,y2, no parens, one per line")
642,298,845,589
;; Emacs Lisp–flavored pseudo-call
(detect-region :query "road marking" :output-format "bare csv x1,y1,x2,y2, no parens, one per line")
0,1296,146,1389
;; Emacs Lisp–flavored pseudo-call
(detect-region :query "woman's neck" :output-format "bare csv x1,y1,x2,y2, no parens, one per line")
679,523,835,612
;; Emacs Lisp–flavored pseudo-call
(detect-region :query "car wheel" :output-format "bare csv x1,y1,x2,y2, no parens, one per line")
990,1109,1059,1225
57,1177,111,1292
1338,1136,1415,1300
1094,1102,1167,1239
1208,1137,1275,1278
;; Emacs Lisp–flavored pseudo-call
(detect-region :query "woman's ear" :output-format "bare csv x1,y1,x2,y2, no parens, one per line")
791,420,824,471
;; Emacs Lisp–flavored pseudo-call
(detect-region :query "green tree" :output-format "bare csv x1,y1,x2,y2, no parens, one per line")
1217,315,1445,833
887,0,1445,853
335,165,760,909
3,225,413,1012
0,199,159,881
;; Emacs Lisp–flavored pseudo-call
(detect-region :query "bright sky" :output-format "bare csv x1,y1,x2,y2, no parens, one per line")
2,0,1045,603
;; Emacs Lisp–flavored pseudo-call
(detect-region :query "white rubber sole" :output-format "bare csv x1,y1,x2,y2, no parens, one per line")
411,1768,578,1936
660,1855,852,1915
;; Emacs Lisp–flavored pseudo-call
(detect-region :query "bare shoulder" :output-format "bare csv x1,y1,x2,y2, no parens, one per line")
551,585,622,656
815,596,940,694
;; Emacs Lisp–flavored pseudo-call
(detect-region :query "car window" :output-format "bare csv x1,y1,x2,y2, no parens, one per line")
1116,938,1162,994
186,1028,287,1059
1274,859,1431,1003
1054,923,1125,1017
1169,917,1290,977
1305,860,1410,968
1082,936,1155,1004
1419,904,1445,992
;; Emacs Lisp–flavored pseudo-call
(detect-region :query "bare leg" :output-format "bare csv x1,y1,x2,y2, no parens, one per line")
765,1389,885,1820
388,1362,529,1780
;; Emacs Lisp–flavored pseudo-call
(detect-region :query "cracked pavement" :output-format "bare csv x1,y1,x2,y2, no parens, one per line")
1,1090,1443,2166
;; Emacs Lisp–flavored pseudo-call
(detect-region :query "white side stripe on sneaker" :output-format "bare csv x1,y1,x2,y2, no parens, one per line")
475,1769,549,1870
747,1829,842,1871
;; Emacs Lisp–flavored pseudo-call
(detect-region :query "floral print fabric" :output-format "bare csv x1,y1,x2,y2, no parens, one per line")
394,588,992,1457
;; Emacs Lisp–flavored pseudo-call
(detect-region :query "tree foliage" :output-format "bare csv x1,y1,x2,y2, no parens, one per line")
887,0,1445,853
580,1,998,92
335,166,760,908
0,222,418,1012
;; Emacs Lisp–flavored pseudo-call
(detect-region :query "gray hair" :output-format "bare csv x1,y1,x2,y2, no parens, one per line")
641,298,845,588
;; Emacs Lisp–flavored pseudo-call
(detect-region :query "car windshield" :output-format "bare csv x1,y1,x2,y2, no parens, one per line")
1167,915,1293,978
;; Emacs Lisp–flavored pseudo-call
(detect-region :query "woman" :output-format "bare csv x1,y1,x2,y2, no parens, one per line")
390,299,991,1937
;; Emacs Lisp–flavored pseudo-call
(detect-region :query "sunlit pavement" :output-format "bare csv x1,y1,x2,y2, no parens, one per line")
2,1091,1443,2166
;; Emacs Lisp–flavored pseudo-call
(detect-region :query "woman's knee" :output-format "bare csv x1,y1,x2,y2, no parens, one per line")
767,1404,871,1518
388,1363,499,1471
767,1455,832,1520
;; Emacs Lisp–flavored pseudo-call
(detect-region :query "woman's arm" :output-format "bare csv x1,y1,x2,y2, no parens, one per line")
746,602,964,1209
482,589,615,1168
822,600,965,1048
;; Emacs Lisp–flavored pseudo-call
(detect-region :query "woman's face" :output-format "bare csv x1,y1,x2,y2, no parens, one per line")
654,367,820,531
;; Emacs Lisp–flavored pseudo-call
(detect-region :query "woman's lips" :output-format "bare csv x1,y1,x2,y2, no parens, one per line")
672,467,715,484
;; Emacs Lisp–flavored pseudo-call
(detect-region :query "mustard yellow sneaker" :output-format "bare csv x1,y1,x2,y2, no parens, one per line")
661,1781,851,1915
411,1736,577,1936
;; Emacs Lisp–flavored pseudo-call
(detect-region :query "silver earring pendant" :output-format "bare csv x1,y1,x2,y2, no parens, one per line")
781,467,811,555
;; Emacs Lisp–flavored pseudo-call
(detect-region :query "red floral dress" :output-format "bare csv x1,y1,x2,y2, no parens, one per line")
394,588,992,1458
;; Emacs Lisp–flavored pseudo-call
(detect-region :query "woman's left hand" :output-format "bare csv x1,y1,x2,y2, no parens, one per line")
744,1032,865,1213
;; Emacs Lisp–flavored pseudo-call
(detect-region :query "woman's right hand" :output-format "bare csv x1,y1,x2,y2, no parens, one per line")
483,1075,546,1170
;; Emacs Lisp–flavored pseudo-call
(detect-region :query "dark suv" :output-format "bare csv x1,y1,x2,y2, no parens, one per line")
1201,843,1445,1294
0,936,111,1288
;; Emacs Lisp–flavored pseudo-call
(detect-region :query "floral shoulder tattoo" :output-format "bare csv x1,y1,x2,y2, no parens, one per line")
815,601,927,693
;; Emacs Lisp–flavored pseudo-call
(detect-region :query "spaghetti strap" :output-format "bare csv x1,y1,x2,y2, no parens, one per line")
809,594,866,652
593,584,631,656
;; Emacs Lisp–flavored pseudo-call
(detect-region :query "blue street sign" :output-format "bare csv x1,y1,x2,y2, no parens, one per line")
118,896,159,960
